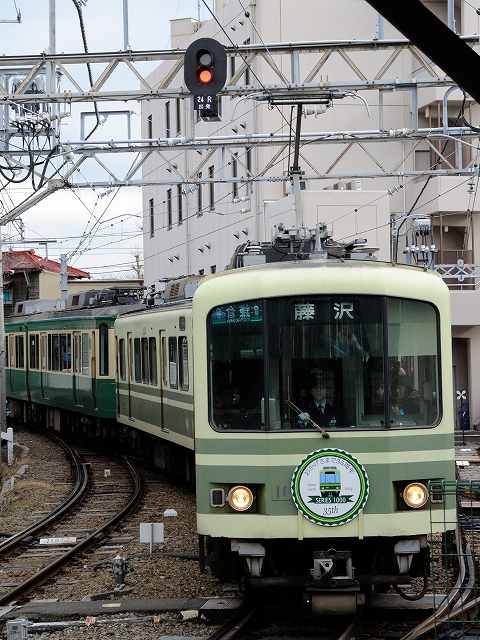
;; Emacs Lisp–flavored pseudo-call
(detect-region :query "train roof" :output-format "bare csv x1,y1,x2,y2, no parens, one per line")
5,303,145,328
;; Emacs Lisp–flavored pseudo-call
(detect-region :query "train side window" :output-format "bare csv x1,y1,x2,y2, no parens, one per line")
134,338,141,383
29,334,40,369
81,333,90,375
162,336,167,386
168,337,178,388
149,337,158,386
73,334,81,374
178,336,189,391
99,324,109,376
118,338,126,381
40,335,47,371
141,337,150,384
9,335,16,367
60,334,72,371
15,335,24,368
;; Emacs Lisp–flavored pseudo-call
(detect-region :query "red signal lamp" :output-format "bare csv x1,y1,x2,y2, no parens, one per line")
198,68,214,84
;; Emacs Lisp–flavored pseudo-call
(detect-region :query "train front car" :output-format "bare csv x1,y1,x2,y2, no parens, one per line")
193,260,455,609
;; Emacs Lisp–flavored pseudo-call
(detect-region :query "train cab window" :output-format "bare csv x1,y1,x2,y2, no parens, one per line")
208,301,264,429
118,338,126,381
168,337,178,388
267,296,385,430
387,299,440,427
29,335,40,370
99,324,109,376
15,335,24,368
178,336,189,391
149,337,158,386
208,296,441,431
81,333,91,375
134,338,141,383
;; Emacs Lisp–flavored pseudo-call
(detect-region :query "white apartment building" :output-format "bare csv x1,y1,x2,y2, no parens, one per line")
142,0,480,428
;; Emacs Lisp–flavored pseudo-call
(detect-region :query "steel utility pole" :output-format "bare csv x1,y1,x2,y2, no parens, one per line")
0,233,7,440
123,0,130,50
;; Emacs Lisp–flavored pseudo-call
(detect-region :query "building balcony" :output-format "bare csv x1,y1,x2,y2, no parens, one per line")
436,258,478,290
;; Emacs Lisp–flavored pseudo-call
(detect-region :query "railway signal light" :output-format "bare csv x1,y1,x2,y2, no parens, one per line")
184,38,227,119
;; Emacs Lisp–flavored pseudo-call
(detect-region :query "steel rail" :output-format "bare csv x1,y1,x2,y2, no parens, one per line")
207,606,256,640
0,432,87,556
0,456,142,606
400,526,474,640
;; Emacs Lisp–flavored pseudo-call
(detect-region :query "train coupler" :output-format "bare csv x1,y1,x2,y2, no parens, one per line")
310,549,356,588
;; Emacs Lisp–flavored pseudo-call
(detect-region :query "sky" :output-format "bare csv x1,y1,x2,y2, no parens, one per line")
0,0,212,279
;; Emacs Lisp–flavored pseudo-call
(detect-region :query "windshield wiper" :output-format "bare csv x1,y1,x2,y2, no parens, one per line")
287,399,330,439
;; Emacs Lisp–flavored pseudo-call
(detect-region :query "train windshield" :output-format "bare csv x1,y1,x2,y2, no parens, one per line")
208,296,440,431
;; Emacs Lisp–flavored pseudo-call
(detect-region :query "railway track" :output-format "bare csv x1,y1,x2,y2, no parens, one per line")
0,433,86,557
0,445,142,605
207,605,358,640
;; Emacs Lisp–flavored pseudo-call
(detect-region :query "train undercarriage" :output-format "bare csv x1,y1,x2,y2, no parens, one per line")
204,535,430,613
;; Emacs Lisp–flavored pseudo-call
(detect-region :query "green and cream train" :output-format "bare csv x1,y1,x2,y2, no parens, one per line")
6,258,455,603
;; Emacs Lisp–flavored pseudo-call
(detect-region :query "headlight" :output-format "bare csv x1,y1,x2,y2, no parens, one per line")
227,485,254,512
403,482,429,509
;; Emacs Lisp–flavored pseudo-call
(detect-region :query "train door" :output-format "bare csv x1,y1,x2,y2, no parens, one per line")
127,332,133,419
40,333,48,398
159,330,166,428
72,332,81,405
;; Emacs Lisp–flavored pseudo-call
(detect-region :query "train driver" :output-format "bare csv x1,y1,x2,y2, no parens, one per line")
297,382,343,428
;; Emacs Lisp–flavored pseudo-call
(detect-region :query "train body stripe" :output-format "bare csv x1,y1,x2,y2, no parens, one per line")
195,432,453,454
196,510,457,539
195,449,454,467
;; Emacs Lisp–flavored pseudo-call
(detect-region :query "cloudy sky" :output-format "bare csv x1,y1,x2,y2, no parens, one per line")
0,0,212,279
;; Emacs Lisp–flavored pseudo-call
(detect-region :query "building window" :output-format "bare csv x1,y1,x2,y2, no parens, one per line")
149,198,154,238
232,153,238,199
177,185,183,225
147,114,153,140
168,336,178,388
246,146,252,175
167,189,172,230
99,324,109,376
199,268,205,275
178,336,189,391
210,265,216,273
176,98,181,134
197,172,203,215
243,38,251,85
165,101,170,138
208,165,215,210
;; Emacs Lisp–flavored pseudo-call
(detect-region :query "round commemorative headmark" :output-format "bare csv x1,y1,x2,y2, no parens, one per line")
291,449,369,527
